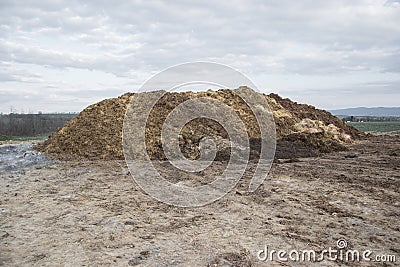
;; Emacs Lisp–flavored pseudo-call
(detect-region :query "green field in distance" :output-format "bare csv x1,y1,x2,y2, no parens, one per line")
347,122,400,134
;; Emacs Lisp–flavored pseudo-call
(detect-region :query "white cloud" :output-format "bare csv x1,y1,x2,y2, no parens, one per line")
0,0,399,112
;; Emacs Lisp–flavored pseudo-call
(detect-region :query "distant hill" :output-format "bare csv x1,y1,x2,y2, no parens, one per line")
329,107,400,117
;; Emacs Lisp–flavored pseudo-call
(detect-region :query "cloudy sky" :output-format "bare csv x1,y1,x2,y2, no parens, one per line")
1,0,399,113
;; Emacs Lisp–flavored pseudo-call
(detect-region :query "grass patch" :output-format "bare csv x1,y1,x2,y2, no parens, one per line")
347,122,400,134
0,134,51,141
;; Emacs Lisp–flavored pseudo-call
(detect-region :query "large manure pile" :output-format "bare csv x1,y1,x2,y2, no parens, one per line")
35,88,363,160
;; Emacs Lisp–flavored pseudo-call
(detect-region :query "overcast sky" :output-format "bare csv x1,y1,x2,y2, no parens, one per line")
1,0,399,113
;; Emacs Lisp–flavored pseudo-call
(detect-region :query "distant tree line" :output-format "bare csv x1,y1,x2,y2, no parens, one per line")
342,116,400,122
0,113,77,137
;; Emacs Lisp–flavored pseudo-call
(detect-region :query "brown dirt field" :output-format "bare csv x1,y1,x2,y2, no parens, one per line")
1,134,399,266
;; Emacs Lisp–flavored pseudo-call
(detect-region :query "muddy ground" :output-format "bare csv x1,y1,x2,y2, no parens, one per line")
0,135,399,266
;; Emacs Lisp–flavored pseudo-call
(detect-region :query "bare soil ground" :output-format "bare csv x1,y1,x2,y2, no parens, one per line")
1,135,399,266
